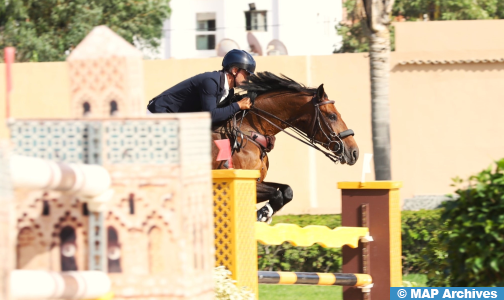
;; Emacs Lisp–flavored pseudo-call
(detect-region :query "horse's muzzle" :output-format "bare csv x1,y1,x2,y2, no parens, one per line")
337,145,358,165
346,147,359,165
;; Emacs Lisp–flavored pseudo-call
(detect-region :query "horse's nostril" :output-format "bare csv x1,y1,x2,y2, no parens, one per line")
352,149,359,161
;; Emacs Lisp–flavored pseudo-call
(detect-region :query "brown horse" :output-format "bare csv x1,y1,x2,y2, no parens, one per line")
211,72,359,221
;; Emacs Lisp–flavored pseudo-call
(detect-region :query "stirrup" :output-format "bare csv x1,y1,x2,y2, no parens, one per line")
256,203,273,224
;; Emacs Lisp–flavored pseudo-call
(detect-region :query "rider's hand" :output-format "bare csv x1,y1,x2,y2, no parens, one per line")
237,97,252,110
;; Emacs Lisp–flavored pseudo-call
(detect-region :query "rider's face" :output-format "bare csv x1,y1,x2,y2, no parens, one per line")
234,69,250,86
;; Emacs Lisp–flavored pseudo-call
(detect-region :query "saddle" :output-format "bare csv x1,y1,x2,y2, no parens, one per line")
249,131,276,152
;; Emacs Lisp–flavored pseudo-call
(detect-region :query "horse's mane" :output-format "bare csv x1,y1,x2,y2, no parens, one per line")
239,72,316,96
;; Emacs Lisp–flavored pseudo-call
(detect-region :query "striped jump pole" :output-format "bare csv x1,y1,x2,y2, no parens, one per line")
258,271,372,286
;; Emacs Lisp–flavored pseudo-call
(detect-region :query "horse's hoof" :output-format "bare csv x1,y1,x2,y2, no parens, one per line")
256,203,273,223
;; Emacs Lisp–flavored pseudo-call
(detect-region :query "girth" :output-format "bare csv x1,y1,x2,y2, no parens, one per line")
250,131,276,152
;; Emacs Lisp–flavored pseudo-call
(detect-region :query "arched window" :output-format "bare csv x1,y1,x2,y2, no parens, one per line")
107,227,122,273
60,226,78,271
83,102,91,116
110,100,118,116
148,227,164,274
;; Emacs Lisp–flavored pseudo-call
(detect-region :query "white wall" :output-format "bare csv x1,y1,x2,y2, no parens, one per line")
160,0,342,59
276,0,342,56
164,0,224,59
222,0,273,55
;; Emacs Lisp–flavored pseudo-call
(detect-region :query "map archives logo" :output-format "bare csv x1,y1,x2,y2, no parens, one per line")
390,288,504,299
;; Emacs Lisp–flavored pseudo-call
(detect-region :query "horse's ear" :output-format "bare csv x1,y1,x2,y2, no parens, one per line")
316,84,325,101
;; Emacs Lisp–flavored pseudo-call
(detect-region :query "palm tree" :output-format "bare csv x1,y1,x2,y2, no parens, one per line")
361,0,395,180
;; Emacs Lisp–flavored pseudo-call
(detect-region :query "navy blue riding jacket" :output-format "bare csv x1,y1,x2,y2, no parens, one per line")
147,71,240,123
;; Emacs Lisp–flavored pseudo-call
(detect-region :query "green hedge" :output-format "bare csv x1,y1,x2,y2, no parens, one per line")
258,212,441,275
402,209,442,274
421,159,504,287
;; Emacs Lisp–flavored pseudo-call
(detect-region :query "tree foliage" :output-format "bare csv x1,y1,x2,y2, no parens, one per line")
336,0,370,53
0,0,171,62
337,0,504,53
394,0,504,21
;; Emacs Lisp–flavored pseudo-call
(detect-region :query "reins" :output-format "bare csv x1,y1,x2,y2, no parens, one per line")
231,93,354,163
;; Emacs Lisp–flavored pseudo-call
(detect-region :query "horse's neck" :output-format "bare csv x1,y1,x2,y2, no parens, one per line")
242,93,309,136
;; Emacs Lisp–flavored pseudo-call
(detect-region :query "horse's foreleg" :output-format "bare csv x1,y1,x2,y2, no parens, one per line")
256,182,294,221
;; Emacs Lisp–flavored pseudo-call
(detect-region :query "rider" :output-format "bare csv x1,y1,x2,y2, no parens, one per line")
147,49,255,123
148,50,274,223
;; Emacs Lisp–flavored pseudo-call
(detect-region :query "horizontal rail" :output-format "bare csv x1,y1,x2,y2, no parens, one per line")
11,270,111,299
255,222,369,248
10,155,111,198
258,271,372,286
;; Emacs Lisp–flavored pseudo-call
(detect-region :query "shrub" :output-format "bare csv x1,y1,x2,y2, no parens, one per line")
433,159,504,287
401,209,443,274
418,222,451,287
258,243,342,273
214,266,255,300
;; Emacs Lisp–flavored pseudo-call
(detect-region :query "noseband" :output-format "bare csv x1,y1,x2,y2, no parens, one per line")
310,95,355,159
242,93,355,163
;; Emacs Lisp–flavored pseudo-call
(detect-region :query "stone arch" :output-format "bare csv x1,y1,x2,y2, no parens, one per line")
107,226,122,273
143,211,176,276
142,210,171,235
148,226,165,274
106,209,130,230
17,227,38,269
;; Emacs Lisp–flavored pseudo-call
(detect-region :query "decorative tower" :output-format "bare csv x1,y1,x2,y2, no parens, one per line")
67,25,145,118
9,25,214,300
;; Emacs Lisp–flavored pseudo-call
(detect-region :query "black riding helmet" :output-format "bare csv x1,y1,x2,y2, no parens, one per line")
222,49,256,75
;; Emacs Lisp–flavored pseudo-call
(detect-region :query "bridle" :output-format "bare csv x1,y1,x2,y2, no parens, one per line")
238,93,355,163
309,96,355,158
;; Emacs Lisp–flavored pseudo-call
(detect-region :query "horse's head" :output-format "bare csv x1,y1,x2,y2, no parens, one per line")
241,72,359,165
302,84,359,165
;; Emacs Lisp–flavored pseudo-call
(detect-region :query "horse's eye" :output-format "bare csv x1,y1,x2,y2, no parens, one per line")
329,114,337,121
